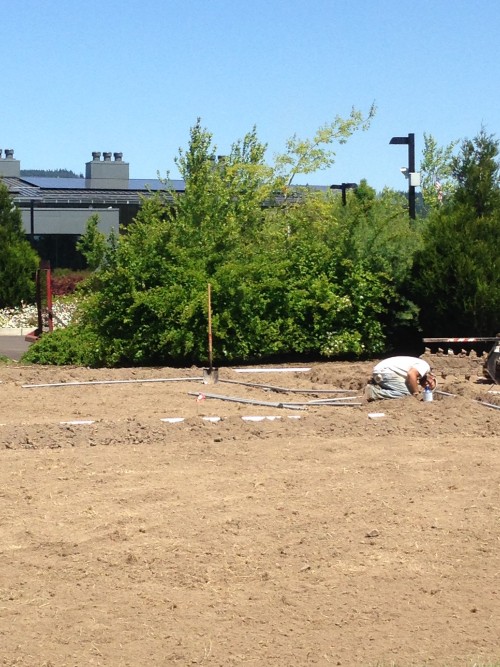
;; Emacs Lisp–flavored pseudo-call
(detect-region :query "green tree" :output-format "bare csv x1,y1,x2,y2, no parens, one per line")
274,104,376,187
420,133,458,211
0,183,39,308
76,213,108,270
451,127,500,216
58,120,273,366
412,129,500,335
167,120,272,269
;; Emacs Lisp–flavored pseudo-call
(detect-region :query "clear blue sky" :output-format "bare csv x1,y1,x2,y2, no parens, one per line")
3,0,499,191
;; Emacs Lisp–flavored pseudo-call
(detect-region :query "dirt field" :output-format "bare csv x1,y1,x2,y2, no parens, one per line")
1,357,499,666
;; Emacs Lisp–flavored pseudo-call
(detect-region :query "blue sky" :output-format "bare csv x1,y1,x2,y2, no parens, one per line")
3,0,499,191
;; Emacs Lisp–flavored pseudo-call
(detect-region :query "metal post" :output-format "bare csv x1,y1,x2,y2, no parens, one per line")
30,199,35,239
390,134,416,220
330,182,358,206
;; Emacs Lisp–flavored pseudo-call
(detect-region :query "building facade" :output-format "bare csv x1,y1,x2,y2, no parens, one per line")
0,149,184,268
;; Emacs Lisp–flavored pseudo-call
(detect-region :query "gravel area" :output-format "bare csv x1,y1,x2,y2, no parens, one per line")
0,300,77,329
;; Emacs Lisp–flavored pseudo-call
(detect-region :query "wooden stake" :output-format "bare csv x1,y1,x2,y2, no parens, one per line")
208,283,213,372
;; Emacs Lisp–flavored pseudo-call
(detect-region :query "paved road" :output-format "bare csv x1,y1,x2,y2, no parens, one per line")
0,335,32,361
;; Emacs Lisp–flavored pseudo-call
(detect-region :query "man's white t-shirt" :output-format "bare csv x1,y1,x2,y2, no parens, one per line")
373,356,430,379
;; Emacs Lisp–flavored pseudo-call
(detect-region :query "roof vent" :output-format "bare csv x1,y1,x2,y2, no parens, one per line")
103,152,112,161
92,151,101,161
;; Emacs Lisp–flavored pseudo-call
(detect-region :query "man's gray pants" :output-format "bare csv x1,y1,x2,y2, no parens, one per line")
365,373,411,400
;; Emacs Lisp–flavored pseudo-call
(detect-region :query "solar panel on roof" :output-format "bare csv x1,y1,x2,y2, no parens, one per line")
22,177,87,189
21,176,185,192
128,178,185,191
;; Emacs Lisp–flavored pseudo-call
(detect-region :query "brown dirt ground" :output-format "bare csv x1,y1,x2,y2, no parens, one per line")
0,357,499,666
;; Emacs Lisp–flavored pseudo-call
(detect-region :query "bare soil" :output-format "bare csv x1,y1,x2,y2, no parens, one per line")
1,357,499,666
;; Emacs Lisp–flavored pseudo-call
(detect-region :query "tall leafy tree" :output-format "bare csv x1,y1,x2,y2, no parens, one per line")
71,120,273,365
0,183,39,307
274,104,376,187
168,120,272,268
412,129,500,335
420,133,458,212
76,213,108,270
451,127,500,216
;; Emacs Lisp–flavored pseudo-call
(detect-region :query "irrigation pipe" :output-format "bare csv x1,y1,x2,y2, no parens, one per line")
23,377,204,389
475,400,500,411
219,378,355,394
190,391,362,408
284,401,363,407
435,389,500,411
306,396,363,404
188,391,306,410
233,367,311,373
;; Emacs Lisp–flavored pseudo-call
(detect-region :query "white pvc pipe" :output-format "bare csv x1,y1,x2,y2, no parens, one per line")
23,377,204,389
219,378,354,394
233,367,311,373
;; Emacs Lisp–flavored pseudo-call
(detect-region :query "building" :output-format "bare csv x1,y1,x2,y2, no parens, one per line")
0,149,184,268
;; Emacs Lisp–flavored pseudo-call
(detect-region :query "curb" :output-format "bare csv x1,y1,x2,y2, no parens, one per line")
0,328,32,336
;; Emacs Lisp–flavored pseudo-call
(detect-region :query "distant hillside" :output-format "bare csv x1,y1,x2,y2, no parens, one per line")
21,169,83,178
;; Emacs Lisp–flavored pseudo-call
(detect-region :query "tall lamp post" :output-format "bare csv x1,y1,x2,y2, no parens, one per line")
389,133,418,220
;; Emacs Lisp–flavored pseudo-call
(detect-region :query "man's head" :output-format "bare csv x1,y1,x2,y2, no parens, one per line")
420,372,437,391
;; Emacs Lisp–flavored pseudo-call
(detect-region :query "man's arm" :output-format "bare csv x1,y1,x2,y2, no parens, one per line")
405,367,421,397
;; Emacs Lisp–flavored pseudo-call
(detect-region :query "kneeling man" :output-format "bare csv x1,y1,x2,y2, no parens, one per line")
365,356,437,401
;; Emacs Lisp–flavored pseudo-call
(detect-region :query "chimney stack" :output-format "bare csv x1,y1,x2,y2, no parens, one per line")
0,148,20,177
85,150,129,189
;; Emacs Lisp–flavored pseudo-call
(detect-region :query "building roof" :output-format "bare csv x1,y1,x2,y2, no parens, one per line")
3,176,185,206
2,150,347,211
4,176,336,207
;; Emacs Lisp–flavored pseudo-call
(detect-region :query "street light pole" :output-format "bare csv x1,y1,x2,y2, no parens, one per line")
390,133,416,219
407,133,416,220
